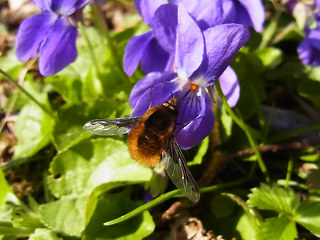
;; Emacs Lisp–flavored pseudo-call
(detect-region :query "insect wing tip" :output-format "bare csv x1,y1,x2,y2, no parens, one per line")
187,190,200,203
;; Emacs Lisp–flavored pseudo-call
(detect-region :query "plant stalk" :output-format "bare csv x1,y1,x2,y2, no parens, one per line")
215,81,270,183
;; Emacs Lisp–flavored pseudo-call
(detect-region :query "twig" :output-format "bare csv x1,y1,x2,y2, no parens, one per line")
155,201,182,226
225,139,319,162
198,138,319,185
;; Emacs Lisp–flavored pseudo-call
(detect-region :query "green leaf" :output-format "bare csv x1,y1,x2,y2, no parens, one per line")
83,188,155,240
236,211,258,240
292,200,320,235
13,104,54,159
47,138,152,197
11,206,43,230
219,106,233,141
104,189,179,226
45,75,82,105
300,153,320,162
0,49,24,80
232,50,266,119
253,47,283,69
256,217,297,240
39,194,87,236
4,75,50,112
247,184,300,215
0,221,32,236
305,65,320,81
39,183,146,238
85,182,131,224
211,195,236,218
52,99,129,152
188,137,209,165
297,80,320,109
82,67,104,101
0,168,11,206
28,228,63,240
57,27,107,80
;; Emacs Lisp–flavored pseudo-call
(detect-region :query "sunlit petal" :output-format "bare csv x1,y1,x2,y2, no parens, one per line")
219,66,240,108
152,4,177,54
15,13,54,62
134,0,167,25
39,17,78,76
175,3,204,80
123,31,153,76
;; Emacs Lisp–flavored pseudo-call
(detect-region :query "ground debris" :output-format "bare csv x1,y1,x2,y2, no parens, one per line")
169,217,220,240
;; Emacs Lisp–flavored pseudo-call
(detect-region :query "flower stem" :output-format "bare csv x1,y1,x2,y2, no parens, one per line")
0,68,56,119
78,23,101,75
285,156,294,189
215,81,270,183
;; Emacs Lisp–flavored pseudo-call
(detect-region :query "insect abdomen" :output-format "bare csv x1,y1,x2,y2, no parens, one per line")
128,123,162,167
127,104,177,167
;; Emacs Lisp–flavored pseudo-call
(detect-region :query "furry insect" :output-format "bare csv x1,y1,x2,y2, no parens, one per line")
83,98,200,202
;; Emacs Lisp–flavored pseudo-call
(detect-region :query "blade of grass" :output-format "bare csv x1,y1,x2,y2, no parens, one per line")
104,189,180,226
104,174,253,226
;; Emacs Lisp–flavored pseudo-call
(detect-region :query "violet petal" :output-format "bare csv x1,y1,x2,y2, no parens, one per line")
175,90,214,149
63,0,89,15
239,0,265,32
219,66,240,108
15,13,54,62
134,0,167,25
298,37,320,66
123,31,153,76
39,17,78,76
152,4,177,54
140,38,171,73
131,81,179,117
307,28,320,50
201,24,249,84
172,0,223,29
129,72,177,108
175,3,204,80
32,0,52,11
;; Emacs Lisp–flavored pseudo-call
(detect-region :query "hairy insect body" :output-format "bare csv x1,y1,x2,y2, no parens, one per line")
128,104,178,167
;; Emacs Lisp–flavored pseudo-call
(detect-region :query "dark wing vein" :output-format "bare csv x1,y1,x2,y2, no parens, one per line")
162,137,200,203
83,117,141,136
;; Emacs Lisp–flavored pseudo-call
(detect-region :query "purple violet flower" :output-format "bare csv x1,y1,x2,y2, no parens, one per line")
298,27,320,66
129,4,249,149
221,0,265,32
123,0,224,76
15,0,89,76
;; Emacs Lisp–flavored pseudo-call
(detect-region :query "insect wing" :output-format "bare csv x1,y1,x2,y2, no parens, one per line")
162,137,200,203
83,117,141,136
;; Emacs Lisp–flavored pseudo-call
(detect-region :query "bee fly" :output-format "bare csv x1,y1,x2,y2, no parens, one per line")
83,97,200,203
